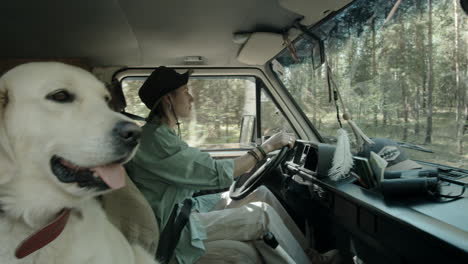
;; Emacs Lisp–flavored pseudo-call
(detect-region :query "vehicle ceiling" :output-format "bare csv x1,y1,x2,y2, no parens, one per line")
0,0,348,68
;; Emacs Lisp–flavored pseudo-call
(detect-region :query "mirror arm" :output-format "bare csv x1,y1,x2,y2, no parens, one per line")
293,21,326,67
293,20,320,42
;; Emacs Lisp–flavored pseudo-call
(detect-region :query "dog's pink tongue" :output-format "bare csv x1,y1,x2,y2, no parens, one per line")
93,164,126,190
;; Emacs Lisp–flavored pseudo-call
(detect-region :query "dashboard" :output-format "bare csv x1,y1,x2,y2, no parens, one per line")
285,140,336,178
282,140,468,264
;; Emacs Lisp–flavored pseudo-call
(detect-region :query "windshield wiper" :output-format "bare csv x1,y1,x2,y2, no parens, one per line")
396,141,434,153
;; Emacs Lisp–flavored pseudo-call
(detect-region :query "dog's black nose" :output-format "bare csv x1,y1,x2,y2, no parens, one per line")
113,121,141,146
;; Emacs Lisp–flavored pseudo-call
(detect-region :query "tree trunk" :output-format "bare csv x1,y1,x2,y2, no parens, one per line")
382,83,388,126
402,75,409,141
422,65,427,110
413,0,425,136
243,81,256,116
347,28,354,95
225,110,229,138
455,0,460,122
358,102,362,122
455,0,466,154
424,0,434,144
415,85,421,136
457,91,467,155
312,68,317,124
188,97,199,144
371,15,379,127
397,14,409,141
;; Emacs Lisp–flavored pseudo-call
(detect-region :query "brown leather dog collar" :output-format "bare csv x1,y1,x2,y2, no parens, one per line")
15,209,71,259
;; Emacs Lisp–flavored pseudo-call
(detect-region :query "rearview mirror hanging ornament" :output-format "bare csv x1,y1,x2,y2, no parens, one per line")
325,60,374,181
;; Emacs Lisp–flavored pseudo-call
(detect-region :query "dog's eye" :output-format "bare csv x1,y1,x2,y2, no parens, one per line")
46,90,74,103
104,95,111,103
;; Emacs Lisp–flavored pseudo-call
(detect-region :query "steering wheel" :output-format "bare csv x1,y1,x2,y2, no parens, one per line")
229,146,291,200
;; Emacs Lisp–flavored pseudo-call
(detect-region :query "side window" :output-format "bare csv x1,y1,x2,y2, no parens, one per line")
185,76,256,149
121,75,257,149
121,77,149,122
260,88,295,139
121,74,295,150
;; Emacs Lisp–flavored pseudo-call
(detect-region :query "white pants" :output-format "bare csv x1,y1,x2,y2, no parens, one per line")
193,186,311,264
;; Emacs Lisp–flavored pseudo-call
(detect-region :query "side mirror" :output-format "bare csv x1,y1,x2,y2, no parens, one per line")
239,115,256,147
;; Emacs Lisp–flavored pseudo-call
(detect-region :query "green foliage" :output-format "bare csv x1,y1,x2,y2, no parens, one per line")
274,0,467,168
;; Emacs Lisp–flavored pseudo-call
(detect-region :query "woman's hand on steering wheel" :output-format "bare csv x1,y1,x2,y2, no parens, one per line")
230,145,291,200
229,132,297,200
261,131,296,153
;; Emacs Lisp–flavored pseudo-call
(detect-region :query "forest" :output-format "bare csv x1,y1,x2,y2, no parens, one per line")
275,0,467,169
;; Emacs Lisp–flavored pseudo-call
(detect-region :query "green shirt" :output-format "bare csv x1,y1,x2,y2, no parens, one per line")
125,122,234,264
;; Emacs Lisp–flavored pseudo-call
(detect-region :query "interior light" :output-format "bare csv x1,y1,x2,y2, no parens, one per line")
184,56,204,65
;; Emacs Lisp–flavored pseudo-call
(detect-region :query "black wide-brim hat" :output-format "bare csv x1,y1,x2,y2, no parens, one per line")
138,66,191,110
357,138,422,171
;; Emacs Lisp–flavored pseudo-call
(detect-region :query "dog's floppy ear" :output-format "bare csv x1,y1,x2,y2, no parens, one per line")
0,79,15,184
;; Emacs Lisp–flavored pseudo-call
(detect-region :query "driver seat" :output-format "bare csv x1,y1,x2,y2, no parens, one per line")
101,173,159,255
102,174,262,263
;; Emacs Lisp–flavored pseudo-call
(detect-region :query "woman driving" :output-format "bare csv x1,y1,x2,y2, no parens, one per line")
125,66,339,264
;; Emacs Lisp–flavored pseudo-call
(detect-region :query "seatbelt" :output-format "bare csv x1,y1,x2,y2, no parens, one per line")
156,198,193,264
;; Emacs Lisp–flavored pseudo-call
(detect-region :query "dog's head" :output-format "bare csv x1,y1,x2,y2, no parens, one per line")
0,62,141,202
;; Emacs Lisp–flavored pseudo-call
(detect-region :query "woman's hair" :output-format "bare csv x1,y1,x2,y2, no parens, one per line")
146,102,165,122
146,90,176,123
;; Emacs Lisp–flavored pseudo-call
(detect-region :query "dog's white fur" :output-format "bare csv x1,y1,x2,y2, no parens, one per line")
0,62,158,264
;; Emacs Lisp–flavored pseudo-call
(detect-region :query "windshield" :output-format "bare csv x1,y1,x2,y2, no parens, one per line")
271,0,467,169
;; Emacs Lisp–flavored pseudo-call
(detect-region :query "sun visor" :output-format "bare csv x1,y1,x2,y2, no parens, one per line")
237,30,300,66
237,33,283,65
278,0,353,26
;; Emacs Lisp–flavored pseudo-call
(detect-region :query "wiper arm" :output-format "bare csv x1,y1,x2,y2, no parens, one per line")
396,141,434,153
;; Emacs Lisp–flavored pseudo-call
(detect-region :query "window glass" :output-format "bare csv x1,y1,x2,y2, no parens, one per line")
271,0,467,169
260,88,295,138
122,77,148,120
122,75,257,149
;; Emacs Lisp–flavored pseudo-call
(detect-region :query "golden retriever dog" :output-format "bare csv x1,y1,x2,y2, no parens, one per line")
0,62,158,264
